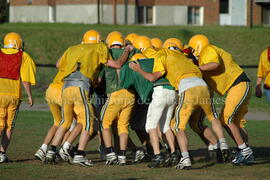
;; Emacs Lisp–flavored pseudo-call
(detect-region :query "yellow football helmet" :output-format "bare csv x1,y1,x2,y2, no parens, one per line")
188,34,210,56
106,31,124,47
4,32,23,49
82,30,102,44
130,53,146,61
125,33,139,45
133,36,152,52
151,38,163,49
163,38,183,51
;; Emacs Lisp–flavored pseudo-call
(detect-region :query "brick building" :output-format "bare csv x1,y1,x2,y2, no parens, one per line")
8,0,270,26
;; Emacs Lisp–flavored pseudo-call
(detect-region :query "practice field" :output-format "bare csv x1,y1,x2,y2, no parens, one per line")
0,111,269,180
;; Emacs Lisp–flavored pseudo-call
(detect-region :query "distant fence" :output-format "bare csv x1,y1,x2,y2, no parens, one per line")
36,64,259,69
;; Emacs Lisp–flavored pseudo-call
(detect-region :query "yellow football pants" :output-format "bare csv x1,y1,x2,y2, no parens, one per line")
45,84,62,126
101,89,135,135
60,87,94,135
0,95,20,131
172,86,217,131
220,81,251,128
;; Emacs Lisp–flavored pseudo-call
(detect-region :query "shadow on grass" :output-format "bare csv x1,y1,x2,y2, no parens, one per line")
120,178,146,180
8,158,35,163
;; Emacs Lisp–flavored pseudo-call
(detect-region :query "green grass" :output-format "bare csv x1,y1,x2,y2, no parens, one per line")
0,111,269,180
1,23,270,107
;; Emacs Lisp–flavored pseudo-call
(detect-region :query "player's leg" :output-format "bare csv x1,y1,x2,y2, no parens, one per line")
221,82,254,165
101,93,121,165
35,103,62,161
174,92,193,170
70,88,94,167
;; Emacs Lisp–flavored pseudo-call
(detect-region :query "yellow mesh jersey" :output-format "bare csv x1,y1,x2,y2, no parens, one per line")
55,43,110,83
0,48,36,99
146,48,202,90
199,45,243,95
257,48,270,87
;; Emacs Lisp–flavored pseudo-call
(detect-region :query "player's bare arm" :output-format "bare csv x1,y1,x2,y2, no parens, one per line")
199,62,220,71
22,81,33,107
129,61,162,82
106,45,134,69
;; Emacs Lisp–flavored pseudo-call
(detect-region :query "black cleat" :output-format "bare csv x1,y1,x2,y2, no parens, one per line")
148,154,165,168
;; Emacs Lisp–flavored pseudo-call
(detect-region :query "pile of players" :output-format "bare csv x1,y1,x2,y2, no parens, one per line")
0,30,255,169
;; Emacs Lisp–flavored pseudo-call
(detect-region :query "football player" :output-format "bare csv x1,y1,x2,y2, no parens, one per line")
255,48,270,103
0,32,36,163
188,34,254,165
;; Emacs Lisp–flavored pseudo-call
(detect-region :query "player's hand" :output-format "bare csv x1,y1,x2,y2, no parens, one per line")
125,44,134,52
129,61,141,72
255,85,262,98
28,96,34,107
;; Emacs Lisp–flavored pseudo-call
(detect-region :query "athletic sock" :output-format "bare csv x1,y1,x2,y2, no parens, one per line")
63,142,71,150
181,152,189,159
213,143,218,150
105,147,114,154
76,150,86,156
119,150,126,156
208,144,214,151
41,144,48,152
219,138,229,150
51,145,57,152
238,143,247,150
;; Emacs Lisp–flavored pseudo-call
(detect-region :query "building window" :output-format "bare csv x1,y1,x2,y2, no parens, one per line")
188,6,202,25
28,0,33,5
220,0,229,14
137,6,153,24
262,5,270,25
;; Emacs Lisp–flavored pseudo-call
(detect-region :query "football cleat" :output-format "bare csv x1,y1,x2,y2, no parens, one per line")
164,152,179,167
73,155,93,167
45,150,57,164
0,152,8,163
175,157,191,170
133,149,145,163
105,152,118,165
148,154,165,168
117,155,126,166
221,149,231,163
59,146,72,162
232,148,255,165
34,148,46,162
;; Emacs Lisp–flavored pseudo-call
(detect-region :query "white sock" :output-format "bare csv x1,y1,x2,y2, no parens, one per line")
238,143,247,150
63,142,71,150
41,144,48,152
208,144,214,151
181,152,189,159
219,138,229,150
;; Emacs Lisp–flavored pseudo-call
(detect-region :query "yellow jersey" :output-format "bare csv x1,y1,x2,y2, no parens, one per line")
146,48,202,90
55,43,110,83
0,48,36,99
257,48,270,88
199,45,243,95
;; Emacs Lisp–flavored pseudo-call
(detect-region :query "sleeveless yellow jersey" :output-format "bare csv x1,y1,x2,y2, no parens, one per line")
199,45,243,95
257,48,270,88
147,48,202,90
0,48,36,99
55,43,110,83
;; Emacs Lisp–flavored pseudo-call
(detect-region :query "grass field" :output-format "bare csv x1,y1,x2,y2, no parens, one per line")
1,23,270,108
0,111,269,180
